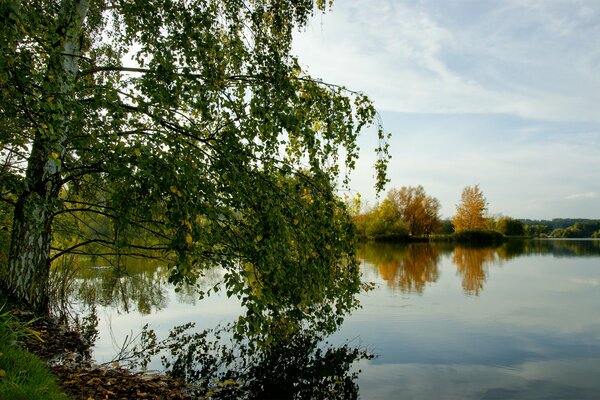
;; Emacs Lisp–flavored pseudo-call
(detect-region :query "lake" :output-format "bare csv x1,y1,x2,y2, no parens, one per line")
68,239,600,399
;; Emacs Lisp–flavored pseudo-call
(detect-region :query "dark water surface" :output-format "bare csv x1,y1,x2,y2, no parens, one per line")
73,239,600,399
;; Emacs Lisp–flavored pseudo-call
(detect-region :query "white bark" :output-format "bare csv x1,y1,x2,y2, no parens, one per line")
3,0,90,312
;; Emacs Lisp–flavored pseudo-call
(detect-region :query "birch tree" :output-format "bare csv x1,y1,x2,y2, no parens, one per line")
0,0,390,325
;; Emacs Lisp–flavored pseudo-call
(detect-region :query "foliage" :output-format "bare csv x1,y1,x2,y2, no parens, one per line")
521,219,600,238
364,216,409,241
386,185,441,236
549,222,600,238
438,219,455,235
524,224,550,238
361,198,409,241
354,185,441,241
452,185,488,232
495,216,525,236
0,200,12,269
0,0,389,317
521,218,600,231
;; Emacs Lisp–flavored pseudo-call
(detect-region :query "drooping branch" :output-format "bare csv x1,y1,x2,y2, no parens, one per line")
50,238,170,262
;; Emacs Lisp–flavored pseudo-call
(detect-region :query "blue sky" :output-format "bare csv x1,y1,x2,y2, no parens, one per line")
293,0,600,219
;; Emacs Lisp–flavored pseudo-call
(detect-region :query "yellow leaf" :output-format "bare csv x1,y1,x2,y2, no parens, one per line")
0,369,5,378
185,233,193,245
134,148,141,157
170,186,182,197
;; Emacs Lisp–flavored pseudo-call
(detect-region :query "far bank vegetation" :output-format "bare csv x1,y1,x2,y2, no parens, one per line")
351,184,600,243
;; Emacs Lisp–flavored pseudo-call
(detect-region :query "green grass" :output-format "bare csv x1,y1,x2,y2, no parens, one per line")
0,305,69,400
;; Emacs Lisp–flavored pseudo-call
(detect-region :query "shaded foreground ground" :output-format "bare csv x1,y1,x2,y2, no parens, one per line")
24,315,195,400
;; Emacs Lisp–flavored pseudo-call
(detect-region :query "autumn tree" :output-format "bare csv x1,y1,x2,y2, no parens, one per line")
386,185,441,236
0,0,390,323
452,185,488,232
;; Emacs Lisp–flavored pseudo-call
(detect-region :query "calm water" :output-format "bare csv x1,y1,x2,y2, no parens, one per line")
70,239,600,399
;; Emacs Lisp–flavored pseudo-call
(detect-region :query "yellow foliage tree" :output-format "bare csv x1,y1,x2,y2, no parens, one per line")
452,185,488,232
386,185,441,236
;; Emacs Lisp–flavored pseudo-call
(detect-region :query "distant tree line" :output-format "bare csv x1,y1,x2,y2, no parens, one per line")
521,220,600,238
352,185,600,242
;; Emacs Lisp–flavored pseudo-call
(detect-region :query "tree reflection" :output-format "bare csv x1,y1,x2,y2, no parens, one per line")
519,239,600,257
54,256,171,314
358,242,445,294
126,322,372,400
452,247,498,296
240,333,370,400
56,251,369,399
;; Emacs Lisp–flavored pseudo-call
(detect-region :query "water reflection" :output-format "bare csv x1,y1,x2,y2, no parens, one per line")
359,239,600,296
519,238,600,256
57,239,600,399
350,239,600,399
358,243,444,294
64,240,600,314
453,247,498,296
57,253,369,399
139,323,372,400
58,257,222,314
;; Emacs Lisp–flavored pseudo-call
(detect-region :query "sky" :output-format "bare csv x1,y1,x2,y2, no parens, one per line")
292,0,600,219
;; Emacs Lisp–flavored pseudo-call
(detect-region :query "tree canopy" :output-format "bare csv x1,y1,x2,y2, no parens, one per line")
495,216,524,236
452,185,488,232
353,186,441,240
0,0,390,332
386,185,441,236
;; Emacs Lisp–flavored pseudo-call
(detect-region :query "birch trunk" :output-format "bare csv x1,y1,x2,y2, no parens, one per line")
2,0,89,312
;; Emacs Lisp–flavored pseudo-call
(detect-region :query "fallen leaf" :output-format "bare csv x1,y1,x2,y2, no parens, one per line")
86,376,101,385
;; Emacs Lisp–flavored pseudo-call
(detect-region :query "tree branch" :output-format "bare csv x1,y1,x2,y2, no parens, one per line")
50,238,170,262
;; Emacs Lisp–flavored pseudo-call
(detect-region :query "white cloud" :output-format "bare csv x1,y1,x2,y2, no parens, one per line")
566,192,598,200
294,0,600,122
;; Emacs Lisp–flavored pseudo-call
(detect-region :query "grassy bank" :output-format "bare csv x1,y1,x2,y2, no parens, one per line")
0,305,69,400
